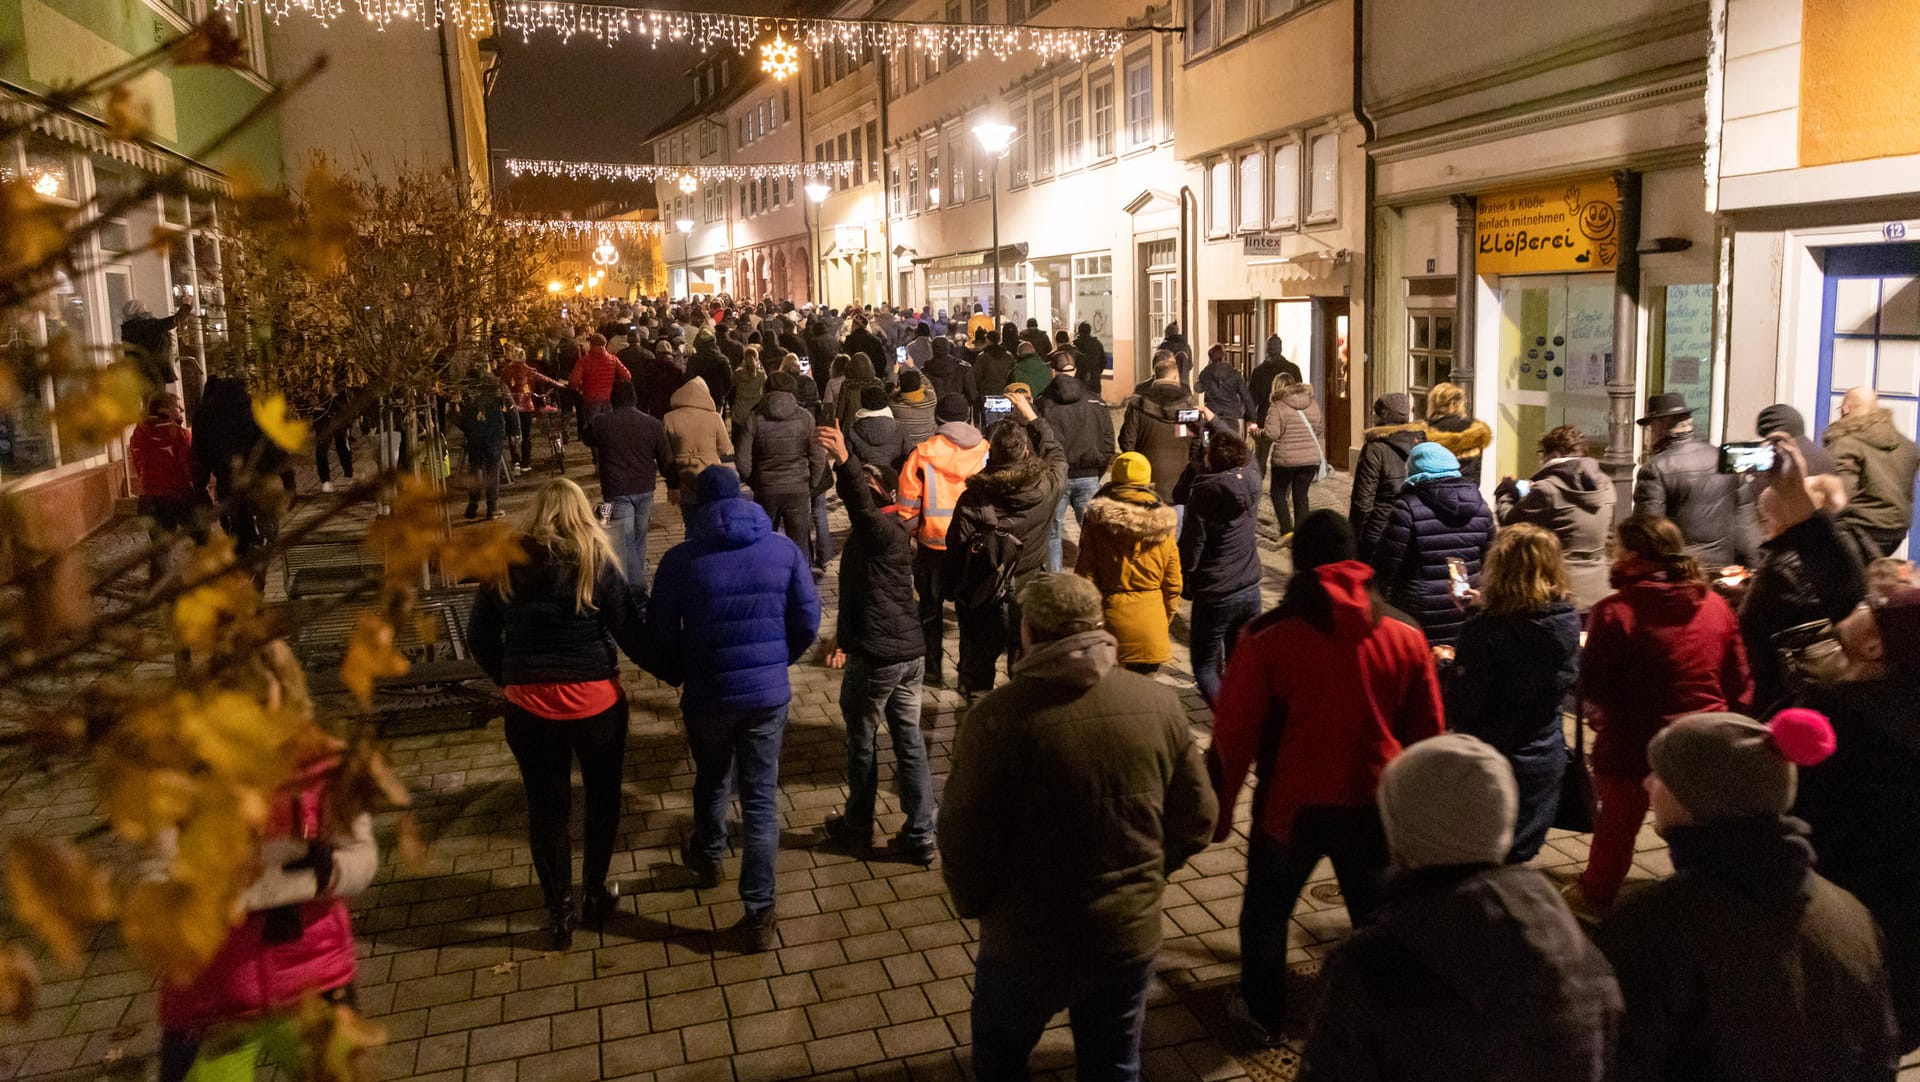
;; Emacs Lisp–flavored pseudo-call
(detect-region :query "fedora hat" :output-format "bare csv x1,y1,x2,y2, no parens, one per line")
1636,392,1696,426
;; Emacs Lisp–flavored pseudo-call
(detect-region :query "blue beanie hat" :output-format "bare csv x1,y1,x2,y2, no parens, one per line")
692,464,743,505
1405,442,1462,487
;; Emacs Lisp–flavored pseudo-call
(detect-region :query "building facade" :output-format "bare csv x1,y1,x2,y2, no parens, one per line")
1364,0,1714,490
646,54,748,298
802,1,887,309
724,73,811,303
2,0,282,547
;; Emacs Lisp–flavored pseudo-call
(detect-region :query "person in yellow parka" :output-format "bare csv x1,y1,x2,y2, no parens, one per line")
1074,451,1183,672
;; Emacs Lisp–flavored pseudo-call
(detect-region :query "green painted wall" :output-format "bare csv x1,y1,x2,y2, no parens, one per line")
2,0,284,185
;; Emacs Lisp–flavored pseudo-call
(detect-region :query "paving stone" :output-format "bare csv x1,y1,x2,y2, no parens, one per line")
877,1017,956,1059
680,1018,735,1062
806,994,890,1038
768,973,821,1009
468,1017,550,1065
722,979,776,1017
731,1043,814,1082
516,1044,602,1082
813,959,891,1000
650,987,729,1031
603,1031,688,1075
730,1006,815,1053
806,1030,888,1073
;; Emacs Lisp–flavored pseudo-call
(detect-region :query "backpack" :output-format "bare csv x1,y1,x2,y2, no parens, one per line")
951,505,1023,608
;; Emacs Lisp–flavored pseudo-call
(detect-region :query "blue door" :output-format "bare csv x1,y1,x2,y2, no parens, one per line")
1816,243,1920,549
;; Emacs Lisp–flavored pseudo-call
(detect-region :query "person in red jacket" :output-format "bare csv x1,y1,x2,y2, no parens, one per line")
501,343,563,470
568,333,633,441
128,391,206,586
1209,508,1445,1045
1572,513,1752,917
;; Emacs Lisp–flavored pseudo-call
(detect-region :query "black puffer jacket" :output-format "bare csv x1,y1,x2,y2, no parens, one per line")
849,411,905,473
1118,382,1197,503
946,418,1069,590
835,457,921,662
469,542,645,685
1174,461,1262,602
1196,360,1259,426
923,344,978,424
1349,423,1427,558
687,342,733,413
1072,332,1107,397
1634,433,1750,567
739,391,824,497
1374,477,1496,646
1039,375,1115,479
974,344,1016,399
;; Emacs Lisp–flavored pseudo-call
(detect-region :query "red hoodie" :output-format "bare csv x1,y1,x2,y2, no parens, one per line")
1209,560,1444,843
568,347,632,406
128,417,197,499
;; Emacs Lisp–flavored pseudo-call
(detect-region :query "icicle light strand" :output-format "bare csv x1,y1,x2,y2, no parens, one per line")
504,158,856,183
501,219,671,238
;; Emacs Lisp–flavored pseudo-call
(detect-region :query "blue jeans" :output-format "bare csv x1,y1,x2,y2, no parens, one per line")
684,702,788,915
1048,475,1102,572
607,491,654,592
971,953,1153,1081
812,491,835,568
1240,809,1388,1030
840,655,935,848
1189,583,1261,705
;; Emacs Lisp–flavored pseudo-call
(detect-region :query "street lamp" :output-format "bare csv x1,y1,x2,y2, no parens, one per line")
675,217,695,299
973,122,1015,321
805,181,830,307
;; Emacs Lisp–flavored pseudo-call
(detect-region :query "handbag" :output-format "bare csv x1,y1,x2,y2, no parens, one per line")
1553,699,1596,834
1297,407,1330,483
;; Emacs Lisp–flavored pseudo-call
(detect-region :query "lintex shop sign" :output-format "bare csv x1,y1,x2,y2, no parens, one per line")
1475,176,1620,275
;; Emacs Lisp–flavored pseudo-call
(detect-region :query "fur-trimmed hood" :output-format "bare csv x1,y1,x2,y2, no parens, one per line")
1425,417,1491,458
1364,421,1428,444
1823,406,1907,452
1084,484,1177,544
963,453,1053,501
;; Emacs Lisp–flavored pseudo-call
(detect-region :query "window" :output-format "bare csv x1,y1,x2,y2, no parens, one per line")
787,177,795,203
781,87,791,122
1236,151,1262,232
1090,73,1115,159
1008,0,1025,21
889,53,904,98
867,121,880,182
927,141,941,208
908,144,922,213
1124,52,1153,147
749,181,758,214
1060,82,1084,170
1269,139,1300,228
906,49,920,90
851,127,864,185
1307,130,1339,222
740,183,748,215
971,0,988,25
1206,157,1231,237
1188,0,1213,56
1408,312,1456,414
1009,100,1029,185
889,152,904,217
1032,91,1055,180
700,125,716,156
832,48,846,84
1188,0,1255,56
924,42,940,83
946,1,964,67
949,126,968,202
837,133,851,190
738,118,747,147
1222,0,1248,42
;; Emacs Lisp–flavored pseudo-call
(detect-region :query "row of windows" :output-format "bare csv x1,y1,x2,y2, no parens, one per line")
1203,129,1341,238
884,0,993,98
737,88,793,149
812,119,882,192
738,176,799,218
1187,0,1321,59
811,43,874,93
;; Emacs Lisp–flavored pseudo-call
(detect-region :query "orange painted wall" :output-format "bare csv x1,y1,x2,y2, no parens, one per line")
1799,0,1920,167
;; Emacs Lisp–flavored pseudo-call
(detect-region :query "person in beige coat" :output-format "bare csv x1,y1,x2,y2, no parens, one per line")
1264,378,1327,537
1075,452,1183,672
664,377,733,494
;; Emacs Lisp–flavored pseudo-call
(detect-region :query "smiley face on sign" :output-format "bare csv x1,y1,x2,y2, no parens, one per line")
1579,200,1617,241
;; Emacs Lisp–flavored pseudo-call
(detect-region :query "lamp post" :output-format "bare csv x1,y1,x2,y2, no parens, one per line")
675,217,695,299
973,122,1015,321
805,181,830,307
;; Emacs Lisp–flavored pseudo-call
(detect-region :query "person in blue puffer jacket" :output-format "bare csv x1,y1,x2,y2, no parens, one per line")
1372,442,1495,647
646,464,822,952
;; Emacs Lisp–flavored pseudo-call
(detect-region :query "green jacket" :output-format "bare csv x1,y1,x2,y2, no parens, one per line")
1824,407,1920,533
1008,356,1054,398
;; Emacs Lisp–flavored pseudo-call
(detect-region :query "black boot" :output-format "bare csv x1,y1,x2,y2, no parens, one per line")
582,885,622,929
546,893,574,951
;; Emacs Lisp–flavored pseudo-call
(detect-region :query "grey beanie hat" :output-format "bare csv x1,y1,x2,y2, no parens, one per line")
1377,734,1518,870
1648,710,1834,821
1373,392,1412,425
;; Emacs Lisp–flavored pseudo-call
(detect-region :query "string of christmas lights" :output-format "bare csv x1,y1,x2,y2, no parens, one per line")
504,158,857,183
212,0,492,31
500,218,671,238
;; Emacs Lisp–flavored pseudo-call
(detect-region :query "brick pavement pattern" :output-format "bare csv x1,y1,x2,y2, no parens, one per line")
13,447,1913,1081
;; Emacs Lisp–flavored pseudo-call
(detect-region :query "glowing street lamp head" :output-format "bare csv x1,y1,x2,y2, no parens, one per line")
675,218,695,233
547,280,563,293
677,174,698,194
760,32,799,82
973,122,1016,156
804,182,830,204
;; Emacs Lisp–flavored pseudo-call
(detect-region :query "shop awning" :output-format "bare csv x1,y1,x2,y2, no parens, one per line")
1,82,233,195
1249,248,1352,284
912,243,1029,268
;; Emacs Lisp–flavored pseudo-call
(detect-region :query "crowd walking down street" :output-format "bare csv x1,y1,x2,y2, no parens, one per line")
18,293,1920,1082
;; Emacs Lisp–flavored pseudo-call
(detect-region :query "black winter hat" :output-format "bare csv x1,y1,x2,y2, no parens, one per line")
899,370,923,392
860,385,890,411
1292,509,1358,572
1757,403,1807,439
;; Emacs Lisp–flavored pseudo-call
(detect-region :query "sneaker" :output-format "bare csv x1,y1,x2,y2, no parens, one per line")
1558,879,1609,925
1227,994,1280,1049
490,510,506,520
320,481,335,494
734,907,778,953
886,835,937,867
679,840,722,890
821,814,872,851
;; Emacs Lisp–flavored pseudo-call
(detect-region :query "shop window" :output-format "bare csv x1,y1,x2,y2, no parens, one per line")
1269,139,1300,228
1124,52,1152,147
1307,130,1339,223
1090,73,1115,159
1235,150,1262,233
1649,283,1717,434
1408,311,1455,418
1032,92,1055,181
1060,82,1085,171
1206,157,1232,238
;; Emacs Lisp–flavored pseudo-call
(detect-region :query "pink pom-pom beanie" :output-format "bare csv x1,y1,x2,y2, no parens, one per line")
1648,710,1837,821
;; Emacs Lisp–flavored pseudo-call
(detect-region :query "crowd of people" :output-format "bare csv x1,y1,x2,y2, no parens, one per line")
123,290,1920,1081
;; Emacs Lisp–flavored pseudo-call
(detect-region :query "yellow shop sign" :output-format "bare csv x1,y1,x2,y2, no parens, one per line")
1475,177,1620,275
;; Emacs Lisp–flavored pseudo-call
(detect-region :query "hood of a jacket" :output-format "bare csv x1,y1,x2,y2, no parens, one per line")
1085,485,1176,543
685,492,772,550
1379,864,1602,1020
1531,457,1613,513
1277,384,1313,411
670,378,717,412
1824,407,1906,452
1609,573,1712,618
1129,381,1193,419
854,407,896,423
964,453,1053,507
1364,422,1427,448
1187,465,1259,518
1665,816,1815,905
1408,476,1487,526
759,390,798,421
1045,375,1090,405
1011,629,1117,688
1425,417,1492,457
935,421,983,449
1317,560,1380,642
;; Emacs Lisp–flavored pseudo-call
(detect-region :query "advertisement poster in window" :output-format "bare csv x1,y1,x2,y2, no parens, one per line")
1475,176,1619,276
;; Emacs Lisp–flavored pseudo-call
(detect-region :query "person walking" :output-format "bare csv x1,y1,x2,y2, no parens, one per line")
647,465,822,951
816,428,937,866
1039,359,1115,571
833,352,885,432
635,339,686,421
965,302,995,342
1371,443,1496,647
469,478,647,949
905,321,936,370
1825,386,1920,555
1421,382,1491,484
1495,424,1616,612
945,395,1068,699
1349,393,1427,562
686,330,734,417
663,376,734,493
738,371,827,567
975,326,1018,402
1444,523,1582,862
1196,344,1259,436
1633,392,1749,568
1074,452,1181,674
921,337,977,426
1263,377,1326,540
1175,429,1263,705
1572,514,1752,917
1595,710,1900,1081
590,380,677,592
309,383,355,493
568,333,633,441
192,376,288,557
1117,352,1198,506
848,384,905,472
941,573,1216,1081
843,315,888,377
1247,336,1302,423
456,378,509,520
729,345,768,444
891,370,940,458
1008,342,1055,400
1154,322,1191,385
129,391,205,587
1301,734,1622,1082
1210,509,1445,1045
1072,321,1106,400
899,420,990,688
503,346,562,471
1019,317,1052,358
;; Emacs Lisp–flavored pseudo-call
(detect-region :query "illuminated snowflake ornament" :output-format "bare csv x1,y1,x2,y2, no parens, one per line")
760,32,799,81
677,173,698,194
591,239,621,267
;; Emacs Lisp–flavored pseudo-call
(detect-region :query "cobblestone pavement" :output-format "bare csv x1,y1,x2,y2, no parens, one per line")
15,443,1905,1081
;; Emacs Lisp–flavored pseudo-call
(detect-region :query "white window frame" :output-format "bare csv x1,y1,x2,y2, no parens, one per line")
1031,88,1055,181
1205,156,1232,239
1089,70,1116,161
1123,51,1153,149
1059,79,1085,171
1267,136,1301,230
1234,148,1263,234
1306,127,1340,225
